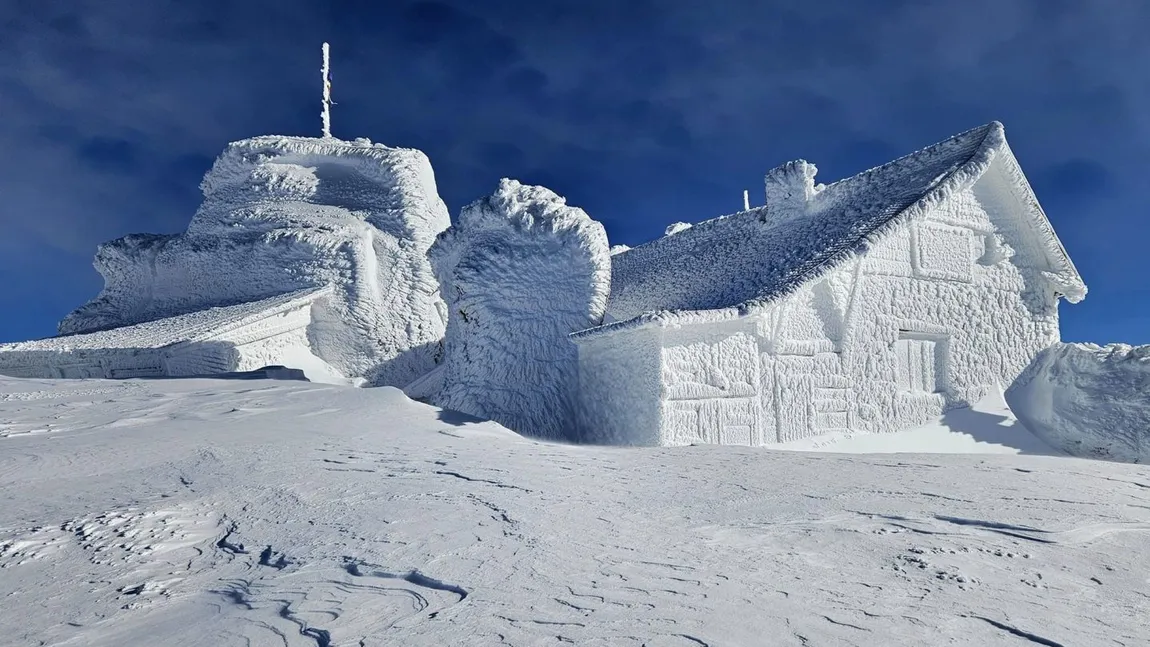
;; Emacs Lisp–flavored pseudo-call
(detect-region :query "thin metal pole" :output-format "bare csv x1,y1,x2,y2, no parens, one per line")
321,43,332,138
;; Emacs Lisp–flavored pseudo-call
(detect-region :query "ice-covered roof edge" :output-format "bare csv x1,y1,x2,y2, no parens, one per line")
573,121,1085,342
991,138,1087,303
175,285,334,347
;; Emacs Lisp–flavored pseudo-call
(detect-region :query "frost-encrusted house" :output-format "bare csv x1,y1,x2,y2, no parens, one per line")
573,122,1086,446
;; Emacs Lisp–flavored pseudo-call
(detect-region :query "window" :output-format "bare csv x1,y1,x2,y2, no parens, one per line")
894,334,943,393
912,223,973,283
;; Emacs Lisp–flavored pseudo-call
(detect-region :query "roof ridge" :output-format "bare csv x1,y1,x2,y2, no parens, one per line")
819,122,1000,195
603,122,1011,324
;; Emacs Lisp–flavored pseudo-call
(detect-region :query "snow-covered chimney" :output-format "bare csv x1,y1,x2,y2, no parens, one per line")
763,160,820,218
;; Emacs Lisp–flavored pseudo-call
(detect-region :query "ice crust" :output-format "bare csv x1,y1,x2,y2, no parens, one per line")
1006,342,1150,463
59,136,451,386
428,179,610,440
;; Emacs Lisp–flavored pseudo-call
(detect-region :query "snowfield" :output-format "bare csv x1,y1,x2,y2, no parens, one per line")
1,377,1149,646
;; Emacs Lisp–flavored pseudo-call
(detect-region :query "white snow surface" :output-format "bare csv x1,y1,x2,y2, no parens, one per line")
605,121,1085,324
428,179,610,440
1,376,1148,646
1006,342,1150,463
58,135,451,386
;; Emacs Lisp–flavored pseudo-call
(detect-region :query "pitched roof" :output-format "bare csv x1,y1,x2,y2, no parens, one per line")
601,122,1084,329
0,287,330,353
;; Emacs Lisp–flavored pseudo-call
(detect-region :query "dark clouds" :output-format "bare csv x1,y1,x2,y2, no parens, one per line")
1,0,1148,343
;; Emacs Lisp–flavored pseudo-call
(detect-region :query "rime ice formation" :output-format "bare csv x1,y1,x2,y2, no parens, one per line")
427,179,610,440
0,288,340,381
1006,343,1150,463
55,136,450,385
575,122,1086,446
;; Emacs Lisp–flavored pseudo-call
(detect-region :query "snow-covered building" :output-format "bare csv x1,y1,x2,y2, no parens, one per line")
0,288,337,380
25,135,451,385
573,122,1086,446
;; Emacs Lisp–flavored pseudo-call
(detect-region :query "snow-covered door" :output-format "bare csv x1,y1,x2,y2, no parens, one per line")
775,357,814,442
894,337,940,393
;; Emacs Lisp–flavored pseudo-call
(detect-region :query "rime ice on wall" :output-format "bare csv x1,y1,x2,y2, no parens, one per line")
1006,343,1150,463
430,179,610,440
60,136,451,386
575,122,1086,447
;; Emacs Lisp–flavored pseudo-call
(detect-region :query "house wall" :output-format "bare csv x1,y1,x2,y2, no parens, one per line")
845,172,1060,433
587,165,1063,447
575,327,662,445
0,349,169,380
658,318,762,446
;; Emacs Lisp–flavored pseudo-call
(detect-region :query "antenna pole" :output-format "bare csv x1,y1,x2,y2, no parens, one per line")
321,42,332,138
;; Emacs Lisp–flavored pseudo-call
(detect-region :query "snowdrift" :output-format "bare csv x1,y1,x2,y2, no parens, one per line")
428,179,610,440
59,136,451,386
1006,342,1150,463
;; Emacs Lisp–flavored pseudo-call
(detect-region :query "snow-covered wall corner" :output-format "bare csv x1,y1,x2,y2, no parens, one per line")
574,326,663,445
1006,342,1150,463
59,135,451,386
430,179,611,440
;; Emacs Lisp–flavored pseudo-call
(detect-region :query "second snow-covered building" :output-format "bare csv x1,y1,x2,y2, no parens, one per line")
572,122,1086,446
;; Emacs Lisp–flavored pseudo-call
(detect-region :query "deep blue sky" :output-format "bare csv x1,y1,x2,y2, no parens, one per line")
1,0,1146,343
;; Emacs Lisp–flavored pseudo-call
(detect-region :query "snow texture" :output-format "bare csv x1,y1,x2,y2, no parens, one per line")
1,376,1148,646
0,288,336,380
58,135,451,386
429,179,610,440
1006,342,1150,463
576,122,1087,447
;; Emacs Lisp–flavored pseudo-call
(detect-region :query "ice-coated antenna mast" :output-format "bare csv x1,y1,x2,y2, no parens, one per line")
321,42,333,138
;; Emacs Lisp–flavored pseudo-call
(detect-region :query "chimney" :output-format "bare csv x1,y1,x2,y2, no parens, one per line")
763,159,820,218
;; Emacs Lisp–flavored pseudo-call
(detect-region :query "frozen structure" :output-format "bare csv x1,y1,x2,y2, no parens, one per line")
574,122,1086,446
1006,343,1150,463
0,288,338,380
5,136,450,384
425,179,610,439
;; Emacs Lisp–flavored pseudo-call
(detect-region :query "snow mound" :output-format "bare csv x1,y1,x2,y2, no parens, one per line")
1006,342,1150,463
59,136,451,386
428,179,610,440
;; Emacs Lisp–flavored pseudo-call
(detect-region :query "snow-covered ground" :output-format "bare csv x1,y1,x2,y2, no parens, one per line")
2,377,1148,646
